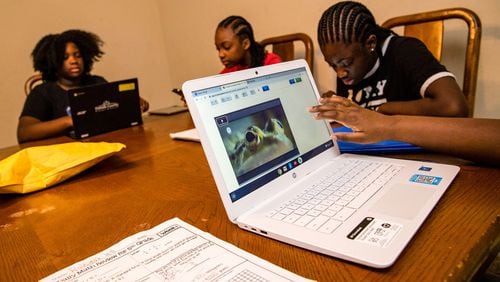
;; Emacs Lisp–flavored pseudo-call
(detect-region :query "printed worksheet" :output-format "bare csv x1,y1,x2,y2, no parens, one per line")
40,217,312,282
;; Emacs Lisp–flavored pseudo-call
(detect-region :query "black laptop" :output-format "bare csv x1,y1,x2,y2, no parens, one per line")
67,78,143,139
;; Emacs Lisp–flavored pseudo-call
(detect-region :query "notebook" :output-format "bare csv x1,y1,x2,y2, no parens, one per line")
333,126,422,153
67,78,143,139
182,59,459,268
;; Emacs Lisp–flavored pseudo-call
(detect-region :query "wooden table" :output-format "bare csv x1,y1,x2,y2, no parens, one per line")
1,113,498,281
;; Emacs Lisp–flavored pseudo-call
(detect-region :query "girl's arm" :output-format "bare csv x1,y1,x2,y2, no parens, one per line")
17,116,73,143
308,96,500,165
376,77,469,117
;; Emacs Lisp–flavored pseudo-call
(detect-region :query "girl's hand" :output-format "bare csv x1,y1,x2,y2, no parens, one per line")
140,97,149,112
321,90,336,98
308,96,394,144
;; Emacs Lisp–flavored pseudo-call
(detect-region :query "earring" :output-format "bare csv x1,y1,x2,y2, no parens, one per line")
370,47,375,52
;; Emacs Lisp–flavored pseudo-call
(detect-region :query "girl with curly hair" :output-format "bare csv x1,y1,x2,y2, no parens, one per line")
18,29,148,143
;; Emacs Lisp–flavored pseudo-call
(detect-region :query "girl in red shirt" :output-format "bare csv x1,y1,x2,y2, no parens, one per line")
215,15,282,74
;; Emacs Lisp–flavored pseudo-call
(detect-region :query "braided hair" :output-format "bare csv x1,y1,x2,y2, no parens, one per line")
31,29,104,82
317,1,392,47
217,16,265,68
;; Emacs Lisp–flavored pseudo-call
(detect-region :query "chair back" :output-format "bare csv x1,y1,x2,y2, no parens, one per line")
381,8,481,116
260,33,314,73
24,73,43,96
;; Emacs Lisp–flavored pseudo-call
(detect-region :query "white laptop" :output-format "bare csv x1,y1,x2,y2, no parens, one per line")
182,59,459,268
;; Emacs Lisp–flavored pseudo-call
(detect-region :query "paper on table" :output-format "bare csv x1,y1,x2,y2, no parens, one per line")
169,128,200,142
40,217,313,282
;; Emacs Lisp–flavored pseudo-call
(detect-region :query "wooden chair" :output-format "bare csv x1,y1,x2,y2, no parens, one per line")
381,8,481,117
260,33,314,73
24,73,43,95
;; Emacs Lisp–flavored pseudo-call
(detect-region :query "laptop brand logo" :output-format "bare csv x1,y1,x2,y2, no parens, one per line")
419,166,432,171
95,100,119,112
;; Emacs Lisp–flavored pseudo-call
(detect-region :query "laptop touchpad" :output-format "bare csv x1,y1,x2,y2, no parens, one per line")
369,184,436,220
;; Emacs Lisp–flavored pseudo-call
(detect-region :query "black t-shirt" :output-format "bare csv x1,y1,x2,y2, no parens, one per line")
337,35,452,111
21,75,107,121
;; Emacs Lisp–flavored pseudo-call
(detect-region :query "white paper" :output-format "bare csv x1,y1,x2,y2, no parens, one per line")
40,217,312,282
169,128,200,142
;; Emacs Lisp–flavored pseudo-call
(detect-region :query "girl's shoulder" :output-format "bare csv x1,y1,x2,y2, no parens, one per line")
30,80,57,94
82,75,108,85
387,36,427,53
263,52,283,65
385,35,430,61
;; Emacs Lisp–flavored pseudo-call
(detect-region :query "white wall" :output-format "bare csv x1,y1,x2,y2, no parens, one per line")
0,0,498,148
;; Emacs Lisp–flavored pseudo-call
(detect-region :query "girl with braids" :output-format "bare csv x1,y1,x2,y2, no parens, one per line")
317,1,468,117
177,16,281,105
18,29,149,143
215,15,282,74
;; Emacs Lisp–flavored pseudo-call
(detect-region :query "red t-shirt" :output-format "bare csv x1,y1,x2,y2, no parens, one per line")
219,52,282,74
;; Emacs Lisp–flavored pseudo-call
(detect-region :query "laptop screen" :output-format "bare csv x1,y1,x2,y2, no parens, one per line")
191,66,333,202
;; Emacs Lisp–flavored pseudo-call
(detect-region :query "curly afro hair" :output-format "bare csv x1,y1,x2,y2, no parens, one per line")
31,29,104,81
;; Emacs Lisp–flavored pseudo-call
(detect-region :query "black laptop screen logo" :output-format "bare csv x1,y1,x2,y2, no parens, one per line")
95,100,119,112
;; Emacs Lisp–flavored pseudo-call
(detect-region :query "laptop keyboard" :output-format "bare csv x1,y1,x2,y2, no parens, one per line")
267,159,403,233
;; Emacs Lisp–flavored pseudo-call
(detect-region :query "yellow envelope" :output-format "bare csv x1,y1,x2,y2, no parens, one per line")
0,142,125,194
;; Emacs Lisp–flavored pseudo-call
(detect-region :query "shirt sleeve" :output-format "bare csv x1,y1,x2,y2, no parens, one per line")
20,85,52,120
393,38,452,97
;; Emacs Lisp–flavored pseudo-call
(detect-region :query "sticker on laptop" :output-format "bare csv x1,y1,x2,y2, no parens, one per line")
118,82,136,92
347,217,402,248
410,174,442,185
